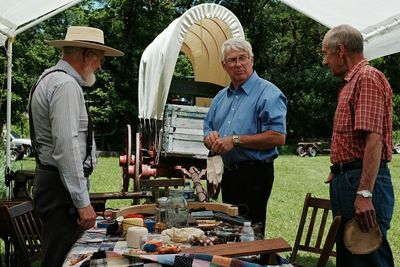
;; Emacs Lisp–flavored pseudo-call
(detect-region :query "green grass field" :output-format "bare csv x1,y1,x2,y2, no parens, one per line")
5,153,400,266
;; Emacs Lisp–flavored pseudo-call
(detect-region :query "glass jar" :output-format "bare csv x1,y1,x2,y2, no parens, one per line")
155,197,167,233
183,179,195,202
165,189,188,228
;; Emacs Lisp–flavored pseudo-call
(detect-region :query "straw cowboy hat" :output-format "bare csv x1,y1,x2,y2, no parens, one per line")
46,26,123,57
344,217,382,255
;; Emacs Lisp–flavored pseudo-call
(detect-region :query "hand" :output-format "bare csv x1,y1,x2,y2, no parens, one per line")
210,136,234,155
204,131,220,149
354,196,376,232
77,204,97,229
325,172,334,183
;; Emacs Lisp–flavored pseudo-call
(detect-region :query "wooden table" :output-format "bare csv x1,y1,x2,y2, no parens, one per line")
181,238,292,257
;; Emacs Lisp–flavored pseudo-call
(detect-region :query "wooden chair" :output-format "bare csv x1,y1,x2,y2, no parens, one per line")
290,193,341,267
0,201,42,267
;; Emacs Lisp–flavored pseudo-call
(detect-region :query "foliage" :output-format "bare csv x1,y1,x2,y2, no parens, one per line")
174,54,194,79
1,0,400,146
0,152,6,198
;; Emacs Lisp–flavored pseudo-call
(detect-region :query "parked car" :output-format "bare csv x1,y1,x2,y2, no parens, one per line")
10,143,25,161
5,131,32,157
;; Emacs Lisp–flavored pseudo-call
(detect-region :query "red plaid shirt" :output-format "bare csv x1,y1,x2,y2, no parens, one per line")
331,59,393,164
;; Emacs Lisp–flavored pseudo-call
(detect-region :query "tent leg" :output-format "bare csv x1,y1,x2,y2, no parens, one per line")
5,38,14,199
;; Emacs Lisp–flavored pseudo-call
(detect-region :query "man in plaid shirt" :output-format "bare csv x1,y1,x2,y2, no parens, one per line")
322,24,394,267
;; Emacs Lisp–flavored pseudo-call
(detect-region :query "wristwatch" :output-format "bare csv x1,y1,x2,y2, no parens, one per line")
232,135,240,147
356,190,373,198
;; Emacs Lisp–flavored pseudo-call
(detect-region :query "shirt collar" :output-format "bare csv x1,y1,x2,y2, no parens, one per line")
227,71,258,96
53,60,85,86
343,59,369,83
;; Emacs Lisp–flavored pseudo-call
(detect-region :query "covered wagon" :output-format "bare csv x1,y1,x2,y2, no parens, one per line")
119,3,245,200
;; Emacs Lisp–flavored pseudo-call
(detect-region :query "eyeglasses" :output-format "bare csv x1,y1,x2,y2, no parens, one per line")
224,55,250,66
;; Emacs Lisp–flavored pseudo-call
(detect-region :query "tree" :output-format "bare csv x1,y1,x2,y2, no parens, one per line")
1,0,400,147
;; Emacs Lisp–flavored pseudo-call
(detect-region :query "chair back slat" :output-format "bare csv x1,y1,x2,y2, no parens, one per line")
305,207,318,246
316,209,329,248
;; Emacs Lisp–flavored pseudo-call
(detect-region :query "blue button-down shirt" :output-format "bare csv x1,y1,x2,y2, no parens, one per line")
203,71,287,165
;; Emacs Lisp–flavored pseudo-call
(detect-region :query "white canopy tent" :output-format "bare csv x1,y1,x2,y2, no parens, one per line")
138,3,245,127
280,0,400,60
0,0,82,194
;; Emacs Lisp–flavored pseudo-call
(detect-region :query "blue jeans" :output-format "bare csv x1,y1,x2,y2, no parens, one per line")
330,167,394,267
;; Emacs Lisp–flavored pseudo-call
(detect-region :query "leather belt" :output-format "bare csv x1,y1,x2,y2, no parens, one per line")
225,159,274,171
37,163,58,172
330,160,387,175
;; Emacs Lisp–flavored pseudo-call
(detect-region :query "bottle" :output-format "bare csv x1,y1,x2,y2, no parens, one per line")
183,179,195,202
240,221,255,242
165,189,188,228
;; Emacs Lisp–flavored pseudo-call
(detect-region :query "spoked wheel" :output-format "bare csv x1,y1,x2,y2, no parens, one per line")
308,146,317,157
134,132,142,193
122,124,132,192
296,146,305,156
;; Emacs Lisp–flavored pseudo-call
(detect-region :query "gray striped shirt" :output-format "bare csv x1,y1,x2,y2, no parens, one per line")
31,60,96,208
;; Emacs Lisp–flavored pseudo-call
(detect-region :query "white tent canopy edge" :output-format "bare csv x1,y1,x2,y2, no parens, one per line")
0,0,82,196
280,0,400,60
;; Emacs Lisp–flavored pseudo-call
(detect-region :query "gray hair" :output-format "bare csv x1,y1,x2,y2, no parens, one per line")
221,38,254,62
324,24,364,54
62,46,86,61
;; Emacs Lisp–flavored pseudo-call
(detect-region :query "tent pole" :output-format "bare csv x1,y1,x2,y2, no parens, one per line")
5,37,14,199
364,19,400,41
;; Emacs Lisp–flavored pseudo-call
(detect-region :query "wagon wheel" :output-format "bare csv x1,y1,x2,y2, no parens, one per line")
122,124,132,192
308,146,317,157
296,146,305,156
134,132,142,192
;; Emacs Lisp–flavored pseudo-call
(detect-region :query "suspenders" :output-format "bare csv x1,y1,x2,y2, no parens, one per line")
28,69,93,176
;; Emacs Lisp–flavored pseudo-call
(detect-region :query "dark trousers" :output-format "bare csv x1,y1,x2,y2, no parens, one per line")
33,167,83,267
221,162,274,236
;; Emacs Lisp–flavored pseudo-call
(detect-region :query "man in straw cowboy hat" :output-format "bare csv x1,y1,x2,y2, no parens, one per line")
322,24,394,266
29,26,123,266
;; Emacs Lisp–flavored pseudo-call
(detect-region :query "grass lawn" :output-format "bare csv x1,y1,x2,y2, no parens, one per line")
5,153,400,266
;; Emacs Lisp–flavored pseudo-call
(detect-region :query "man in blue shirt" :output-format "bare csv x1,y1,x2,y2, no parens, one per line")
203,38,287,236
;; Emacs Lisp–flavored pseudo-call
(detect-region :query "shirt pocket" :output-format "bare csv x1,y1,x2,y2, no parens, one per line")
334,100,354,133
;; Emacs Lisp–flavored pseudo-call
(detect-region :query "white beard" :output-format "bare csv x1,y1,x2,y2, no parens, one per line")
83,71,96,87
